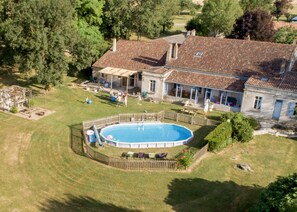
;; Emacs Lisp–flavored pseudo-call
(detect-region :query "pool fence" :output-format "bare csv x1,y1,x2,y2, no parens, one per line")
74,111,217,171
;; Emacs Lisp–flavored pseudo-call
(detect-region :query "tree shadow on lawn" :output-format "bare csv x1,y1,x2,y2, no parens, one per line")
165,178,263,212
187,125,216,149
39,194,141,212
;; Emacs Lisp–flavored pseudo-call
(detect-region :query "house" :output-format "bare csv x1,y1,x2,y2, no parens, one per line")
92,35,297,121
92,38,170,92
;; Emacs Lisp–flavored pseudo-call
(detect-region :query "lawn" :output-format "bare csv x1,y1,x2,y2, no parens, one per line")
0,77,297,211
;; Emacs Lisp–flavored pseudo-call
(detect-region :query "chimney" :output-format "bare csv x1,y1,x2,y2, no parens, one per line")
112,38,117,52
191,29,196,36
244,34,250,40
186,31,191,36
166,44,173,63
173,43,178,59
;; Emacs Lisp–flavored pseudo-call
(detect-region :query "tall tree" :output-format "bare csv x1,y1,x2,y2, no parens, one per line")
158,0,179,33
272,0,293,21
200,0,243,37
73,0,107,75
185,15,207,36
102,0,132,39
273,26,297,44
230,10,274,41
2,0,75,89
239,0,273,12
254,173,297,211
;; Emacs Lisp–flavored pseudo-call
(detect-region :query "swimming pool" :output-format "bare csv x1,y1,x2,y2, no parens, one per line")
100,122,193,148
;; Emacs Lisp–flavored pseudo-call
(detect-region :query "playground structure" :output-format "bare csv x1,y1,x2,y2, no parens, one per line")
0,86,32,111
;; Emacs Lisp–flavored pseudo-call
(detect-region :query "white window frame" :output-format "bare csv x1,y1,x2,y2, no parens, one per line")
254,96,262,110
149,80,156,93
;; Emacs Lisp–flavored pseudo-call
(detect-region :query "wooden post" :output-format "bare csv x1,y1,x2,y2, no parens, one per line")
176,113,179,122
191,116,193,125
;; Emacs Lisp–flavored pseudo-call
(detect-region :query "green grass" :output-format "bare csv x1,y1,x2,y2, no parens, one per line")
170,15,194,32
0,76,297,211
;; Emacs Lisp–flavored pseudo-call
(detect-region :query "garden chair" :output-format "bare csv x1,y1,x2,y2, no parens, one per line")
148,153,156,159
157,153,167,159
138,152,145,159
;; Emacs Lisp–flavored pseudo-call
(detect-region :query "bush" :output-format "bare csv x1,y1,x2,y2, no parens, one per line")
253,173,297,212
220,112,236,122
204,121,233,151
10,105,18,113
232,114,253,142
247,116,261,130
177,149,195,169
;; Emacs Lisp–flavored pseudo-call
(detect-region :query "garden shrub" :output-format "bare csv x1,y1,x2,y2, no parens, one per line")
247,116,261,130
10,105,18,113
177,149,195,169
220,112,236,122
204,121,233,151
253,173,297,212
231,113,253,142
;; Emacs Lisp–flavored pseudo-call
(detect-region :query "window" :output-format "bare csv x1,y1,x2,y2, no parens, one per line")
138,73,142,81
254,96,262,110
149,80,156,92
195,51,204,57
288,102,297,116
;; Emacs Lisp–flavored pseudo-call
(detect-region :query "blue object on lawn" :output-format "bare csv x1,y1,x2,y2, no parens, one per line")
87,100,92,104
111,96,116,102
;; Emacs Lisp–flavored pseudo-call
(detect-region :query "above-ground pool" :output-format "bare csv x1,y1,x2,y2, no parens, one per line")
100,122,193,148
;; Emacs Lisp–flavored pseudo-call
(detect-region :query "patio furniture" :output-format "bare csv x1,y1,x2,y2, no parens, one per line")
138,152,145,159
127,151,134,158
148,153,156,159
121,152,127,159
157,153,168,159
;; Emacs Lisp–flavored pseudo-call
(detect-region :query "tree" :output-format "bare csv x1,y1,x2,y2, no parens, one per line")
102,0,132,39
253,173,297,211
2,0,75,89
178,0,199,15
158,0,179,33
273,26,297,44
185,15,207,35
230,10,275,41
72,0,107,75
272,0,293,21
200,0,243,37
239,0,273,12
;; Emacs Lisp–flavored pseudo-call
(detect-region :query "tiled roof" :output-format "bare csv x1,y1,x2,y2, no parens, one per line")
92,39,170,71
165,70,245,92
246,72,297,92
143,67,171,74
168,36,297,77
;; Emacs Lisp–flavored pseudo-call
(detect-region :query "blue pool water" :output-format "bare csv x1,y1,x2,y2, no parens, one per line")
100,123,193,143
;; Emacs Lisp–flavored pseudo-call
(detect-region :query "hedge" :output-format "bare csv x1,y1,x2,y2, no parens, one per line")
204,121,233,151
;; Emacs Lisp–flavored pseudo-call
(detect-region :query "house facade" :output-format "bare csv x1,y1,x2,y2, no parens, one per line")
92,35,297,121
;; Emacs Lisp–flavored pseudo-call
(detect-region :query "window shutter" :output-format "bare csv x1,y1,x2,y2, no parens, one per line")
288,102,295,116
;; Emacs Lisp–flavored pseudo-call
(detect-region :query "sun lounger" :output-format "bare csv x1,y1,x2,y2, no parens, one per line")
157,153,167,159
127,151,134,158
148,153,156,159
138,152,145,159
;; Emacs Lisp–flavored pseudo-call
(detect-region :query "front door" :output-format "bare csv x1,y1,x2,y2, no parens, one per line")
272,100,283,120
